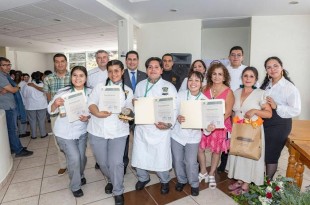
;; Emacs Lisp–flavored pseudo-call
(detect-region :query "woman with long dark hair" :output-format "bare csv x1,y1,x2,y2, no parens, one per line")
260,56,301,179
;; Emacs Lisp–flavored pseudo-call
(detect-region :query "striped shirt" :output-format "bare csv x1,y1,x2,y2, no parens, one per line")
43,72,71,99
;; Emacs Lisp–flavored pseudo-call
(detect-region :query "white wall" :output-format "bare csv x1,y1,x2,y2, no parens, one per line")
202,27,251,65
250,15,310,120
5,49,54,74
137,19,202,71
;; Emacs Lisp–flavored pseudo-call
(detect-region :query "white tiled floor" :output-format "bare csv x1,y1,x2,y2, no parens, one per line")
0,135,309,205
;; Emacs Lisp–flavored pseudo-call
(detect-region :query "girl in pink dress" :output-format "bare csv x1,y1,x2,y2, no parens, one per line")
197,62,234,189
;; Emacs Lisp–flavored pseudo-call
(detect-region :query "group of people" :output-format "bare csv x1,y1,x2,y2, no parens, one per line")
0,45,301,205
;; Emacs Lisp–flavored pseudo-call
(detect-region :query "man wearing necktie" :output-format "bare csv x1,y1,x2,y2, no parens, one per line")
123,51,147,174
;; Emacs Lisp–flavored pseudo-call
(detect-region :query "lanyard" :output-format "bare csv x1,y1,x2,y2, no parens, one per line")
187,90,201,100
144,78,159,97
71,86,86,95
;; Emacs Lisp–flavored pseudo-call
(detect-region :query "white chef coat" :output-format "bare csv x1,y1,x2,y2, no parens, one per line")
87,82,133,139
22,82,47,110
264,77,301,118
131,78,177,171
48,87,91,140
87,67,108,89
171,90,207,146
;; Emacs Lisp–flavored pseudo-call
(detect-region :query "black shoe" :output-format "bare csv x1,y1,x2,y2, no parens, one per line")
114,194,124,205
48,119,51,123
81,177,86,186
175,182,186,192
105,183,113,194
161,183,169,194
72,189,84,197
19,134,29,138
26,131,31,136
135,179,150,190
41,134,48,138
15,149,33,157
31,136,37,139
191,187,199,196
95,162,100,169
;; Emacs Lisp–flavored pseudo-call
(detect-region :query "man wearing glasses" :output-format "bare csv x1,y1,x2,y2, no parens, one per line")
217,46,247,173
0,57,33,157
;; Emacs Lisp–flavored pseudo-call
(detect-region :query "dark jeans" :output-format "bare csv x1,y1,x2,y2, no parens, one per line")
5,108,24,154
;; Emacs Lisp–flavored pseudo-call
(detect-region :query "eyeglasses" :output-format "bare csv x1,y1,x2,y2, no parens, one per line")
230,54,243,58
0,64,12,67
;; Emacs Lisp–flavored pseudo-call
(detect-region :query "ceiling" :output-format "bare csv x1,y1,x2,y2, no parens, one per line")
0,0,309,53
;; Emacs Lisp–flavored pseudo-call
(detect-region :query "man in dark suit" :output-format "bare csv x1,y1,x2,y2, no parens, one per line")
123,50,147,174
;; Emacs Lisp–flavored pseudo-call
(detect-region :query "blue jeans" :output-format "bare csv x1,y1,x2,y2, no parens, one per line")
56,133,88,192
5,108,24,154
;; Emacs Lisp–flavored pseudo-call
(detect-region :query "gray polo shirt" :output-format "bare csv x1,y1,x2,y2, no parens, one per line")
0,71,16,110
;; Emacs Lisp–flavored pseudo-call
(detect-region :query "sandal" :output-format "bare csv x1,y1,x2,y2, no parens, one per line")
198,172,209,183
230,187,242,196
208,175,216,189
228,181,243,191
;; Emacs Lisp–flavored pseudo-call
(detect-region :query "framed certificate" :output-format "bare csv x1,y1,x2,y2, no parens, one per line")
135,96,175,124
180,99,225,129
62,91,88,123
98,86,121,113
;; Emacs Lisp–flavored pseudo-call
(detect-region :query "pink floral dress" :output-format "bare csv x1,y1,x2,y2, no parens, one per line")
199,87,232,154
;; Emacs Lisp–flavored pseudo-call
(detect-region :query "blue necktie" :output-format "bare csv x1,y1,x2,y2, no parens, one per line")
131,71,136,92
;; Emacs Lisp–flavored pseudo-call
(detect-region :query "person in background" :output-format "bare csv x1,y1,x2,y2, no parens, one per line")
0,57,33,157
132,57,177,195
179,60,207,91
44,53,71,176
23,71,48,139
198,62,234,189
227,67,272,195
87,49,110,170
42,70,53,123
122,50,147,174
260,56,301,179
161,53,181,90
171,71,214,196
217,46,247,173
23,73,30,83
88,60,133,205
14,70,30,138
9,69,16,80
48,66,91,198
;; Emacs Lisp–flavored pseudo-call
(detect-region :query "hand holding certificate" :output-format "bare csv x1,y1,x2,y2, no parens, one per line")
135,96,175,124
99,86,121,113
180,99,225,129
62,91,88,123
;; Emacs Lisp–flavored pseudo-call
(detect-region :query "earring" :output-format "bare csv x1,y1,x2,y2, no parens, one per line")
240,84,244,88
252,85,257,89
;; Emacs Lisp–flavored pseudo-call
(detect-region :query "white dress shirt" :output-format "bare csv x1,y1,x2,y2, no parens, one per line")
264,77,301,118
227,64,247,91
22,82,47,110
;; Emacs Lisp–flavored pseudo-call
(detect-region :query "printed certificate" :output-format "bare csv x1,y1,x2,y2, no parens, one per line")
135,96,175,124
180,99,225,129
99,86,121,113
62,91,88,122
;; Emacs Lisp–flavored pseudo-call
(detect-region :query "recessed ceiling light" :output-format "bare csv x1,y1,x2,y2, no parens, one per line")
53,19,61,22
27,42,32,44
289,1,299,4
57,39,62,41
170,9,178,12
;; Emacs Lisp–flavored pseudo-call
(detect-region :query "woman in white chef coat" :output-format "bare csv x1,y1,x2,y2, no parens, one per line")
171,71,215,196
48,66,91,198
131,57,178,195
87,60,133,205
